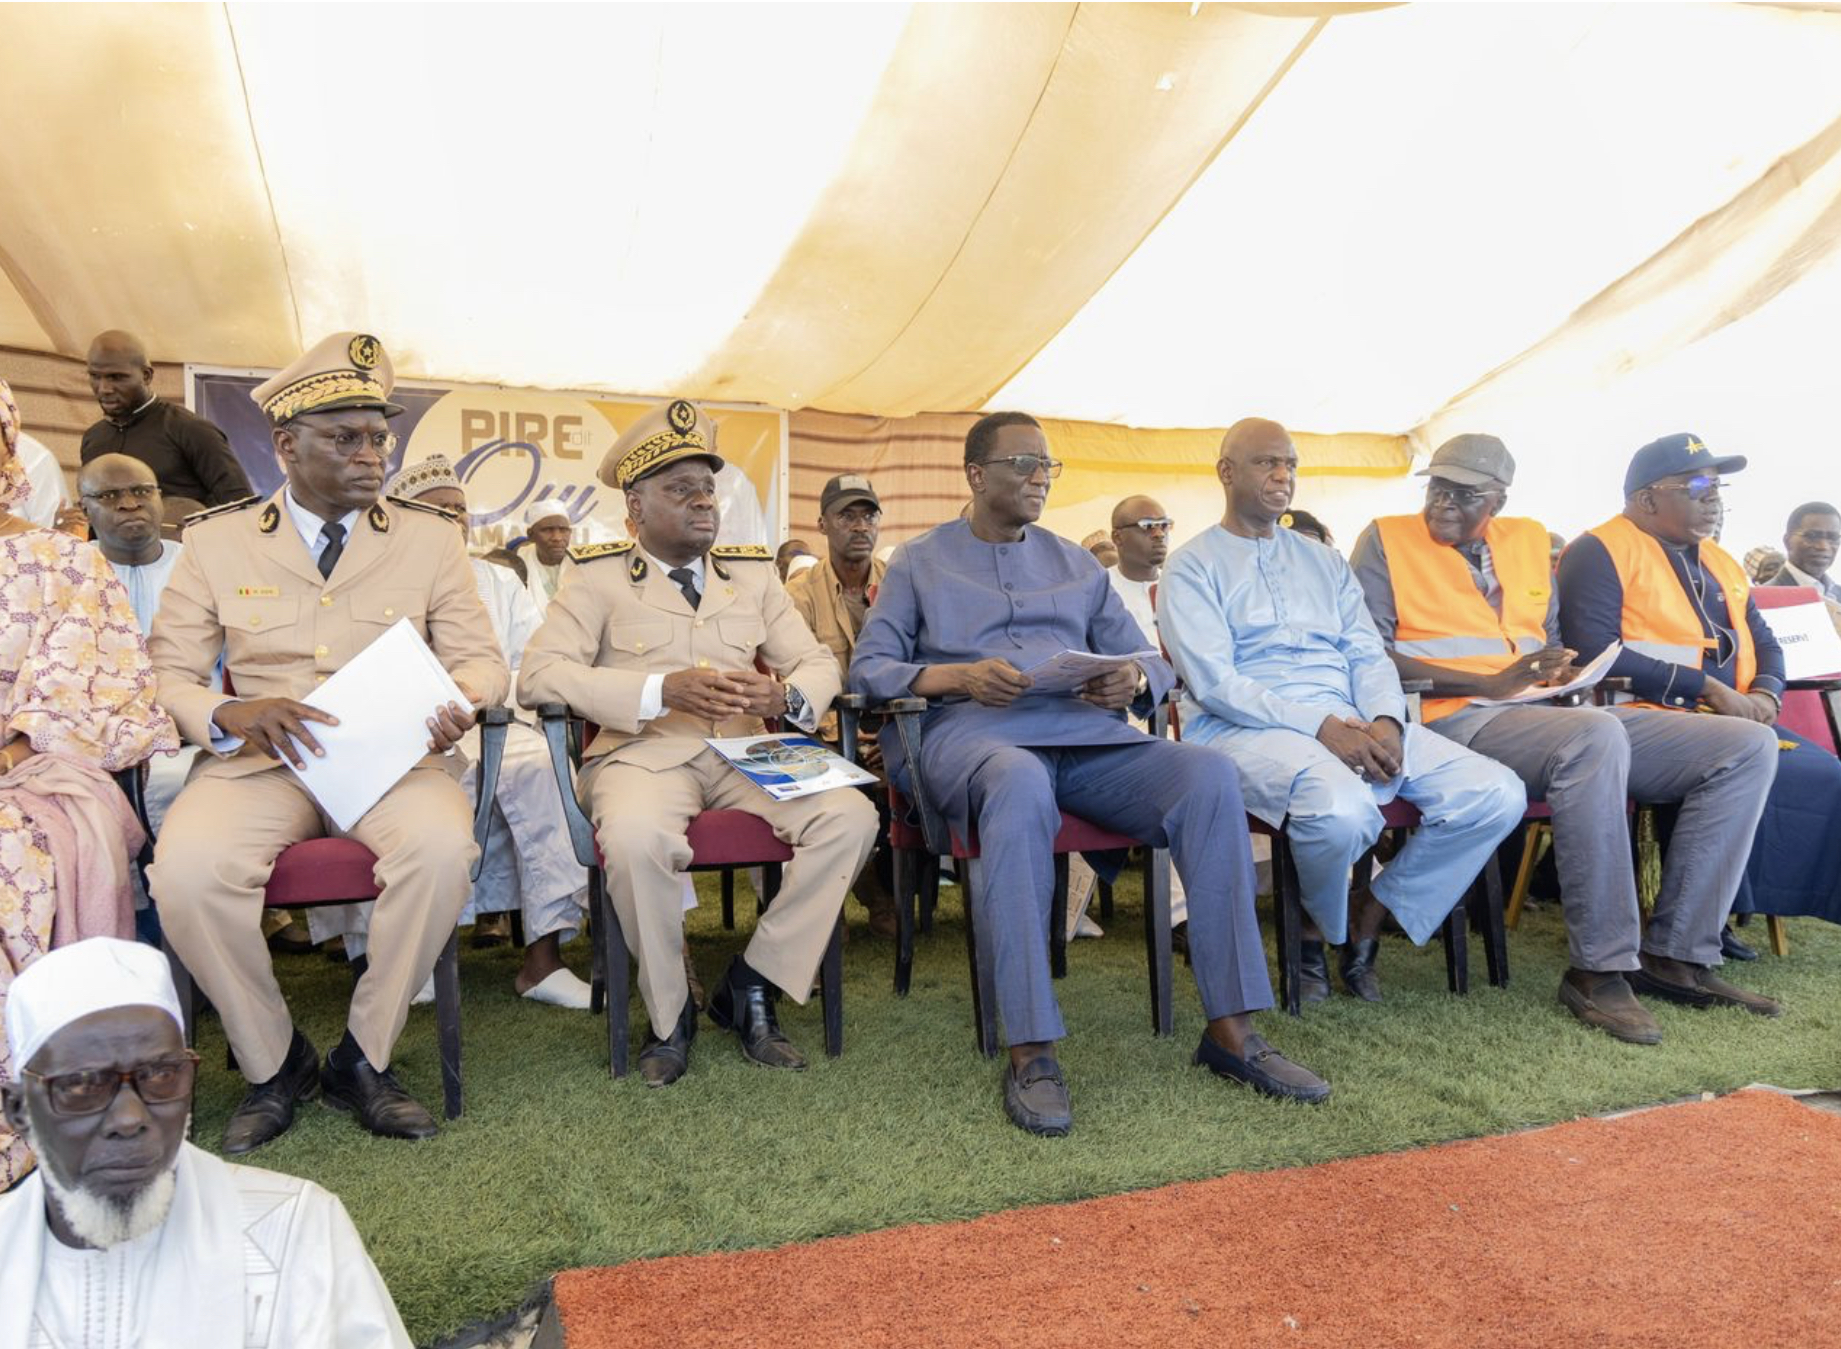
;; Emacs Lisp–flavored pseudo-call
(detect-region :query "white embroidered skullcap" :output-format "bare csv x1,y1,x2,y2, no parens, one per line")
523,498,572,531
5,938,186,1073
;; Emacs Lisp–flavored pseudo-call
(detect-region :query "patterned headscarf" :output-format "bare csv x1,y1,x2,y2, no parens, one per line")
0,378,31,512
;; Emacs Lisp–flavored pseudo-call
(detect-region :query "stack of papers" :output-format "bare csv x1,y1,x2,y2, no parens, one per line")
1467,642,1621,708
1018,648,1159,696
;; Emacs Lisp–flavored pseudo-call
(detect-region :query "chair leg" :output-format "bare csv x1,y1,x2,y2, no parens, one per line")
1505,822,1549,931
1476,850,1510,988
1050,853,1070,979
1768,915,1790,957
762,862,783,906
588,872,607,1015
1097,877,1114,924
1443,892,1470,995
821,914,844,1058
434,930,463,1120
720,868,736,929
893,846,916,997
919,853,940,934
1143,847,1174,1038
162,937,197,1047
1275,835,1303,1017
962,858,998,1059
596,872,630,1079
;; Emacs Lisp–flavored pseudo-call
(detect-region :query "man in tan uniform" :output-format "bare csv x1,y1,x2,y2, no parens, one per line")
520,398,877,1088
147,332,509,1152
785,472,896,936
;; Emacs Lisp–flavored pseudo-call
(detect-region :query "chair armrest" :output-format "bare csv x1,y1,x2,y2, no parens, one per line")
535,704,601,868
1589,676,1634,706
113,764,156,892
1399,678,1432,724
834,692,866,766
873,697,951,855
467,708,513,882
1784,678,1841,692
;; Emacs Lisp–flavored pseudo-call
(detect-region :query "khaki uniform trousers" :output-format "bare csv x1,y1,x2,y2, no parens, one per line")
147,764,476,1082
584,747,878,1036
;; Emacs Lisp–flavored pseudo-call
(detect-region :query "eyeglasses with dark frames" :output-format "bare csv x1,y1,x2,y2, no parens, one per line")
21,1051,201,1117
976,454,1063,480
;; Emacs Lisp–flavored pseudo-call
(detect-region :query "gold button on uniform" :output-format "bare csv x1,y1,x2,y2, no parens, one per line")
635,642,646,653
696,659,711,669
315,675,327,684
315,645,330,658
249,616,261,627
694,619,705,628
320,595,333,607
384,608,395,618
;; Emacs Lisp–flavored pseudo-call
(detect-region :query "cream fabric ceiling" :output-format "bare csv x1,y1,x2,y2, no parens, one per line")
3,0,1840,547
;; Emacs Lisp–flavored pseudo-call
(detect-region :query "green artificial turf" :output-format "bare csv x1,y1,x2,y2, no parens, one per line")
188,875,1838,1346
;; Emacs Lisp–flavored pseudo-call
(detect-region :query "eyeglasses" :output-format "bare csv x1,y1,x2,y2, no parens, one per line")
1650,476,1724,501
977,454,1063,480
1425,481,1496,507
21,1051,201,1117
1123,517,1174,533
1793,529,1841,544
293,426,399,458
80,485,160,507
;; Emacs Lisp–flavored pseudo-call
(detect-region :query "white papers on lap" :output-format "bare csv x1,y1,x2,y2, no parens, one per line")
1757,602,1841,681
289,618,468,829
1467,642,1622,708
705,734,877,801
1018,648,1159,696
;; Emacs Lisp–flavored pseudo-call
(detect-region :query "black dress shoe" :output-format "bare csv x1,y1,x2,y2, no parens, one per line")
1720,924,1758,962
1298,939,1331,1005
1339,938,1383,1002
320,1053,438,1140
638,997,698,1088
1004,1055,1073,1136
1195,1032,1331,1105
222,1031,319,1155
708,961,807,1070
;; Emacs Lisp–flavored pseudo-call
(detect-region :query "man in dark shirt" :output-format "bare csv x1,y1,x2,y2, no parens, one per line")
81,329,252,517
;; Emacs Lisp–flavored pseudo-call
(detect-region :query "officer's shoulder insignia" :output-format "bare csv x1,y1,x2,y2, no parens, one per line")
570,540,634,564
710,544,772,561
348,333,382,370
385,494,456,523
182,495,262,530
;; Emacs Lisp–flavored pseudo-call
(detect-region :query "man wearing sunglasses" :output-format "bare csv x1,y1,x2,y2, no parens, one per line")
853,413,1325,1137
1560,433,1841,986
0,938,411,1346
1351,435,1779,1038
146,333,508,1152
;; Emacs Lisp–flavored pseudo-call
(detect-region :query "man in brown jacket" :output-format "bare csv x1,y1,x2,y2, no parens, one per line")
147,332,509,1152
785,473,896,935
520,399,877,1087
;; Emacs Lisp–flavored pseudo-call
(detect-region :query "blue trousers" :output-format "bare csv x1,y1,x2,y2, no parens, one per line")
961,739,1270,1046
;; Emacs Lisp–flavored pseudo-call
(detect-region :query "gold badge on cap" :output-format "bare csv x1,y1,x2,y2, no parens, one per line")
348,334,382,370
668,399,697,434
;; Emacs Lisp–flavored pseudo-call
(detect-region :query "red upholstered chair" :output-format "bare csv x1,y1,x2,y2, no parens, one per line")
148,708,513,1121
534,705,845,1079
871,697,1176,1058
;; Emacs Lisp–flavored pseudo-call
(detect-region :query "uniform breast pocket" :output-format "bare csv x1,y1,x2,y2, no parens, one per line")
352,591,428,633
717,616,766,656
220,599,301,663
608,620,672,657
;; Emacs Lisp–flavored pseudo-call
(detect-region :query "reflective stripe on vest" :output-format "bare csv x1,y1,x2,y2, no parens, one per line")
1584,514,1756,704
1378,513,1552,722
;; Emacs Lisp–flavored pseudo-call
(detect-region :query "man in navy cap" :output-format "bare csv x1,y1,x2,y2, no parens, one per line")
1559,433,1841,996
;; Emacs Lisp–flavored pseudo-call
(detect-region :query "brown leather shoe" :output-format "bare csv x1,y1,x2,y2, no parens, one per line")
1559,969,1662,1045
1629,954,1782,1018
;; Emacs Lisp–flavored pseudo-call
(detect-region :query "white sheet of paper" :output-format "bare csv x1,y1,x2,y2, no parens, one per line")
1758,602,1841,681
288,618,468,830
1018,648,1160,696
1466,641,1622,708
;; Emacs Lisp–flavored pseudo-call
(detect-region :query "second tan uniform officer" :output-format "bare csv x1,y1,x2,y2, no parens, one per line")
520,397,876,1087
148,332,508,1153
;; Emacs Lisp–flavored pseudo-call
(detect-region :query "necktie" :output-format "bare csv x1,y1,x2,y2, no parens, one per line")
317,521,347,580
668,566,701,610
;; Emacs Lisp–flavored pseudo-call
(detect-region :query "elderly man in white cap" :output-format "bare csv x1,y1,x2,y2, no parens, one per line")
308,456,594,1008
0,938,411,1347
518,497,577,617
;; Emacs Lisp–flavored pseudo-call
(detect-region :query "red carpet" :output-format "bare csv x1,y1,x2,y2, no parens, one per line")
553,1090,1840,1347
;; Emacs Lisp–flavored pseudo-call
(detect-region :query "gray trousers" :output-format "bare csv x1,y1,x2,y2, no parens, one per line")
1435,704,1779,969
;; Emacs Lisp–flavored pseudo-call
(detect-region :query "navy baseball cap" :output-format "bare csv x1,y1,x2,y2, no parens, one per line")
1623,433,1748,497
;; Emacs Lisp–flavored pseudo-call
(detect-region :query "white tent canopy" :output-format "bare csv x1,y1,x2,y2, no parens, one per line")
3,2,1838,547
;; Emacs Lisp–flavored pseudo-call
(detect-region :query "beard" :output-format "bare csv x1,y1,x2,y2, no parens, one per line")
19,1117,181,1249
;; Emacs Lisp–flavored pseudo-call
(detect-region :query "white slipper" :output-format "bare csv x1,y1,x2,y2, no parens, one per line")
410,975,436,1006
520,968,594,1010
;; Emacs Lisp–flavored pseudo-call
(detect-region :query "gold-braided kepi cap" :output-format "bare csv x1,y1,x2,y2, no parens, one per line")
252,331,405,424
600,398,724,491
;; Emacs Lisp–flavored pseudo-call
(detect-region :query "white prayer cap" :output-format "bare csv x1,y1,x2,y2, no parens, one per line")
5,938,185,1073
523,499,572,532
786,553,819,578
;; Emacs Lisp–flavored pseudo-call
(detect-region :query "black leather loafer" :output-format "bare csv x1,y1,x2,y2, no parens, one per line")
1004,1055,1073,1136
1298,939,1331,1004
638,996,699,1088
1195,1032,1330,1105
320,1055,438,1140
222,1030,319,1156
1339,938,1383,1002
709,964,807,1070
1720,924,1758,962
